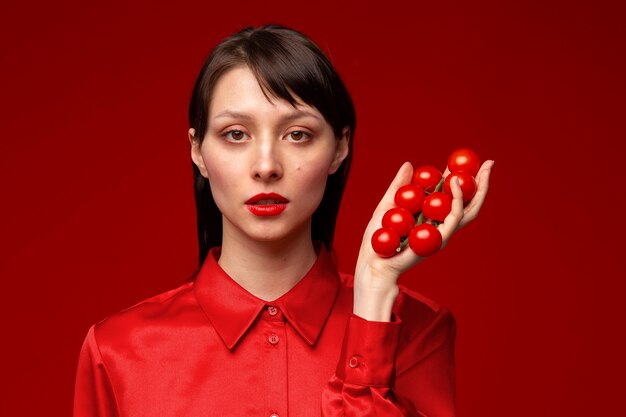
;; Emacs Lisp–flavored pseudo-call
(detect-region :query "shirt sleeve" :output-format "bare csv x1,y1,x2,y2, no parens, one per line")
321,309,456,417
73,325,120,417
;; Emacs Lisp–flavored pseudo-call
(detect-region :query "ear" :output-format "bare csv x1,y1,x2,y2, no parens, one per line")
189,128,209,179
329,127,350,175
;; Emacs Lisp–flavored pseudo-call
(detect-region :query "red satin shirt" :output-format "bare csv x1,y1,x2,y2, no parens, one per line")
73,245,456,416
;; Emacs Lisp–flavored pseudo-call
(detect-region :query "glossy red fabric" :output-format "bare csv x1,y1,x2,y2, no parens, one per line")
74,245,456,416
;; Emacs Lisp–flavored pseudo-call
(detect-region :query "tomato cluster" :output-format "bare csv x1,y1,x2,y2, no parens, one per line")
371,148,480,258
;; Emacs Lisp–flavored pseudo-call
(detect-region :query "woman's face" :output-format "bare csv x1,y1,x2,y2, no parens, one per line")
190,66,349,246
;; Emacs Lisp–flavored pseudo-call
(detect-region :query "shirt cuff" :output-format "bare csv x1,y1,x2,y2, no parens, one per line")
335,312,402,387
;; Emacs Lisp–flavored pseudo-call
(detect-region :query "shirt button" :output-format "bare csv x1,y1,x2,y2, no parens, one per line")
270,413,279,417
268,334,280,345
268,306,278,316
348,356,359,368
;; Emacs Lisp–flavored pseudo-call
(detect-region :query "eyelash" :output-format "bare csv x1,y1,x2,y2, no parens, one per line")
220,129,312,143
286,130,312,142
221,129,249,142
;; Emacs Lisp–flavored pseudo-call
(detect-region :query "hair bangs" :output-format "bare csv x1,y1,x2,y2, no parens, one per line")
242,30,343,137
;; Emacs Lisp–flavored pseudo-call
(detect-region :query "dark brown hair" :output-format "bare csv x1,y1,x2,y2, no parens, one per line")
188,24,356,267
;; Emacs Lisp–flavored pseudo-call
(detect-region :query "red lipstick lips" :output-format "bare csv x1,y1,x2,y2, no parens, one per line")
245,193,289,216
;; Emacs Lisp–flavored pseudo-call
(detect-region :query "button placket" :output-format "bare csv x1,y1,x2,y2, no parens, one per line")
262,315,286,417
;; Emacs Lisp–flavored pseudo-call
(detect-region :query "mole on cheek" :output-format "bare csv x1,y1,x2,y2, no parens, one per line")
296,165,301,171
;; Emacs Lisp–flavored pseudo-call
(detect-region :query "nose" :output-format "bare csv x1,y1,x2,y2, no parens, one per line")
251,137,283,182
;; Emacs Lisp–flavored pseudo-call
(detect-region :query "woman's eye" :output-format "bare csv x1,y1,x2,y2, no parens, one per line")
224,130,247,141
287,131,310,142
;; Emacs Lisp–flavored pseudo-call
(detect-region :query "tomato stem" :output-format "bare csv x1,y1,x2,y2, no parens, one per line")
399,212,425,253
434,178,444,193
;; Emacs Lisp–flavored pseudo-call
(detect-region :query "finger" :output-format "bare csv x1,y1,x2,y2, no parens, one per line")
438,176,464,241
461,160,493,213
459,160,494,227
373,162,414,213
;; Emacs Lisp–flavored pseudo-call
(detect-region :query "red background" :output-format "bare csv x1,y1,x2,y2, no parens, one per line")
1,0,624,415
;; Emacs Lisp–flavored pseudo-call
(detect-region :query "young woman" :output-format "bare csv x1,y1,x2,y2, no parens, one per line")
73,24,493,417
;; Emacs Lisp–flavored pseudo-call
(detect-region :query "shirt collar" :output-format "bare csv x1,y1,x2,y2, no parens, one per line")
193,243,341,350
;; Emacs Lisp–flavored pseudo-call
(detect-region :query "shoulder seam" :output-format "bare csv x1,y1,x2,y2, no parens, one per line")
95,282,194,326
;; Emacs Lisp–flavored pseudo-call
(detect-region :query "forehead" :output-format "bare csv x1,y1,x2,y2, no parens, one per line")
209,66,323,121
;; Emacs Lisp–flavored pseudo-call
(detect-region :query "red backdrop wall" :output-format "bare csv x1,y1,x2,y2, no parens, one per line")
1,0,624,415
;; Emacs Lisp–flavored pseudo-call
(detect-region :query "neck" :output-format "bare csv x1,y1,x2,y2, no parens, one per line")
217,222,318,302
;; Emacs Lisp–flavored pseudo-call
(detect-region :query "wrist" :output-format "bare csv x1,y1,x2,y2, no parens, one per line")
353,283,399,322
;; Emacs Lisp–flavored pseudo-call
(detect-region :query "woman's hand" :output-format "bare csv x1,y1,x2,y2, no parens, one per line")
352,160,494,321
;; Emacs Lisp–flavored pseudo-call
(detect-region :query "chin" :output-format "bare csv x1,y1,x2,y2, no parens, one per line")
222,209,314,245
243,220,312,245
247,227,301,244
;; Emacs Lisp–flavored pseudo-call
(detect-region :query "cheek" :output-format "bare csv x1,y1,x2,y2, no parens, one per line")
296,145,337,185
296,160,333,202
202,153,242,208
201,143,240,182
295,144,335,175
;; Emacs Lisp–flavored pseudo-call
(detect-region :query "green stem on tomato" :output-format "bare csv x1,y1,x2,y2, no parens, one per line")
398,211,426,253
434,177,445,193
398,237,409,252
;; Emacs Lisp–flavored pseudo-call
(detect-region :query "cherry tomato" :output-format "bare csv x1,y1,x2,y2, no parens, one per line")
382,207,415,237
443,172,477,203
394,184,425,214
371,227,401,257
412,165,442,193
408,224,442,257
422,192,452,222
448,148,480,177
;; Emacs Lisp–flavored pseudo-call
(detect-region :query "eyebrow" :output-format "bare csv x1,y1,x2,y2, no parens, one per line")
213,109,322,122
